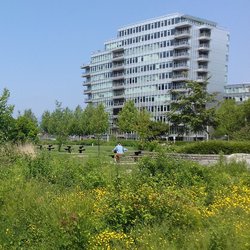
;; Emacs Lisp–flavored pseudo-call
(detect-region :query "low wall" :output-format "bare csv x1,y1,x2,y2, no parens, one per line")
168,153,250,167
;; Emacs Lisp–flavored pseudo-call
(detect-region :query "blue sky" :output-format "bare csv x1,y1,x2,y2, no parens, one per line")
0,0,249,118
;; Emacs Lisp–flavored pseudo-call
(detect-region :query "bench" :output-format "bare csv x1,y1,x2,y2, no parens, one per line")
109,151,144,162
78,145,86,153
134,150,142,156
64,145,72,153
47,145,55,151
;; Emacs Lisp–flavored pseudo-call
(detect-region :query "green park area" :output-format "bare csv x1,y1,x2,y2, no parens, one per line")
1,86,250,249
1,142,250,249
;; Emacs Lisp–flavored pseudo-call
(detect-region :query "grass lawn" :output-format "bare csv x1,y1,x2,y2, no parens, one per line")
39,144,136,159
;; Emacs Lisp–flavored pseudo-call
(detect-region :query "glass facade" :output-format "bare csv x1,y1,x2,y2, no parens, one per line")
82,13,229,137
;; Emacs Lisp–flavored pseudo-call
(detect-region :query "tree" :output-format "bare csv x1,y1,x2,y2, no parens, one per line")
117,100,138,135
223,99,250,140
22,109,38,125
48,101,73,151
232,125,250,141
89,104,109,156
167,81,217,139
11,115,39,143
0,88,15,142
70,105,84,138
40,110,51,134
89,104,109,136
82,104,95,136
134,109,152,142
148,121,169,140
213,99,245,139
242,99,250,125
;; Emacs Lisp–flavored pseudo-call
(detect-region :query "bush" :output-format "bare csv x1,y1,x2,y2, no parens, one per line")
137,140,161,151
1,146,250,249
177,140,250,154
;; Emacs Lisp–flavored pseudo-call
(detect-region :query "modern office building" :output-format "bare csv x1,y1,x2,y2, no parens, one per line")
224,83,250,103
82,13,229,137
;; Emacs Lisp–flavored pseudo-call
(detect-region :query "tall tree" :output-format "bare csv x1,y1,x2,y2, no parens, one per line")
11,115,39,143
89,104,109,156
167,81,217,139
0,88,15,142
237,99,250,140
70,105,84,138
48,101,73,151
242,99,250,125
82,104,95,136
213,99,245,139
40,110,51,134
117,100,138,135
21,109,38,125
148,121,169,140
134,108,152,142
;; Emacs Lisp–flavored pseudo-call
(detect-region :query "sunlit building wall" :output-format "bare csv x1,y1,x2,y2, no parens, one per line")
82,13,229,138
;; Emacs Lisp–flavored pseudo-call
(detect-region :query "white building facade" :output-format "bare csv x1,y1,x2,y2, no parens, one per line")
224,83,250,103
82,13,229,137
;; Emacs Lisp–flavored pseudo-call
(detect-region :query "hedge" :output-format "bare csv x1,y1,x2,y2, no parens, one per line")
176,140,250,154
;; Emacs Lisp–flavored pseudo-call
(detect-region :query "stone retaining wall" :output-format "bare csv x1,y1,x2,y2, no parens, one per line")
168,153,250,167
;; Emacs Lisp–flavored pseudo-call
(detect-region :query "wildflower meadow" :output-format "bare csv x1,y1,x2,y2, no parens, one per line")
0,144,250,249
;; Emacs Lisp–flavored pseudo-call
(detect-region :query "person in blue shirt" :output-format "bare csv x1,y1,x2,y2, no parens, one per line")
113,143,128,162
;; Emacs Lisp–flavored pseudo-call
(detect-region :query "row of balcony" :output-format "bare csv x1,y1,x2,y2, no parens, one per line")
173,63,189,71
81,64,90,69
174,30,191,38
198,44,210,51
174,41,190,49
84,76,209,103
174,31,211,40
199,32,211,39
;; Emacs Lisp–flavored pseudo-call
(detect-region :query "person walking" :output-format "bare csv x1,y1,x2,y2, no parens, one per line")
113,143,128,162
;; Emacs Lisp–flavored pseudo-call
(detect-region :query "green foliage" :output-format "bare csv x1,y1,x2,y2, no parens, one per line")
167,81,217,136
134,108,152,142
243,98,250,123
0,88,15,142
89,103,109,136
118,101,160,144
40,101,74,150
23,151,107,189
0,89,39,143
213,99,245,138
22,109,38,125
40,110,51,134
11,115,39,143
117,100,138,133
138,153,209,186
1,146,250,249
232,125,250,140
0,144,20,171
69,105,84,136
81,104,95,135
177,140,250,154
148,121,169,140
25,151,52,180
87,103,109,156
137,140,162,151
213,98,250,141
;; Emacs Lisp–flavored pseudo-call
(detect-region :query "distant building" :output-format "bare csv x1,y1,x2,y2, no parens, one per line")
81,13,229,139
224,83,250,102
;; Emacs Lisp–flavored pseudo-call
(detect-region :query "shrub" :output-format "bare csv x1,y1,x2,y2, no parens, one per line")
1,146,250,249
177,140,250,154
25,151,52,179
138,153,209,187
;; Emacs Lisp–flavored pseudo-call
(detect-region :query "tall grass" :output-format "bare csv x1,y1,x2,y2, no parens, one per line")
0,144,249,249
